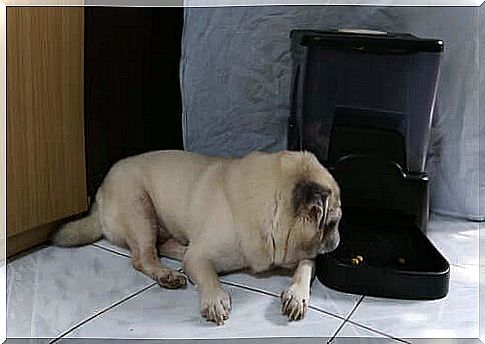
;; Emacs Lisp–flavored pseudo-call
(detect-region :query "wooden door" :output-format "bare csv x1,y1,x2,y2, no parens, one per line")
7,7,87,255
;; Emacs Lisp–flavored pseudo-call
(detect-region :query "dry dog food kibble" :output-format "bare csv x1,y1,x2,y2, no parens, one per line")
351,255,364,265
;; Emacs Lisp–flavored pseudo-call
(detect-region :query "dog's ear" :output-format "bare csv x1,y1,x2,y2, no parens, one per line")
293,181,329,227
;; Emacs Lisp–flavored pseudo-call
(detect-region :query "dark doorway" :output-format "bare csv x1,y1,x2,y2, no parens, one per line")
84,7,184,202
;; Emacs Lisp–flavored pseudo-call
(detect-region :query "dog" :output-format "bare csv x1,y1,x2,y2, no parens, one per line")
52,150,342,325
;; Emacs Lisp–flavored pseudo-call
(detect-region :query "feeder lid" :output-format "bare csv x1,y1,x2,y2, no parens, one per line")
290,29,444,53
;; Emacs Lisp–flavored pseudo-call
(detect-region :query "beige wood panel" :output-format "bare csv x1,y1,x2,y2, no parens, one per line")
7,219,57,258
1,2,7,263
6,1,85,5
7,7,87,238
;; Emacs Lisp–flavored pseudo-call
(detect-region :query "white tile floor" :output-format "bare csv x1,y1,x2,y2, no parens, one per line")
6,214,480,343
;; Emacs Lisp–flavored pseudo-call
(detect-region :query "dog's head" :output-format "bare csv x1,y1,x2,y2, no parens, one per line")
287,180,341,262
278,153,342,266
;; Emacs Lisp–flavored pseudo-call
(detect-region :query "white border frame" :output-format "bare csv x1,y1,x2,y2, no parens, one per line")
1,2,483,344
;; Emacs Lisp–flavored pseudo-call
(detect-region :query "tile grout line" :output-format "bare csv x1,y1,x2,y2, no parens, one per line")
326,295,364,344
91,242,408,341
48,282,157,343
14,239,472,341
220,279,280,298
219,279,348,322
326,296,411,344
220,275,442,343
92,242,350,322
91,242,182,265
342,318,412,344
91,243,131,258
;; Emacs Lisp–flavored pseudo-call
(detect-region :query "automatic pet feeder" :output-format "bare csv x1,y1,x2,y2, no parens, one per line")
288,29,450,299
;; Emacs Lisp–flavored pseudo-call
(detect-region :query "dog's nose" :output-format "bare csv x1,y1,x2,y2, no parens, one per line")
321,231,340,254
327,235,340,252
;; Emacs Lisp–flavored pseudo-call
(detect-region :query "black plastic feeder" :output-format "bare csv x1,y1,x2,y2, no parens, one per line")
288,29,450,300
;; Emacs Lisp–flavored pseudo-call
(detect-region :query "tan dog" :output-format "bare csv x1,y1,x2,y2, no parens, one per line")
52,150,341,325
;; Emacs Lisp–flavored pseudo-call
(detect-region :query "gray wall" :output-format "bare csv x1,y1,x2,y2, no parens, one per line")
181,6,483,220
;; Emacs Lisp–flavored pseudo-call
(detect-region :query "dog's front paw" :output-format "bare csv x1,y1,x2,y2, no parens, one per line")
281,284,309,321
200,288,232,325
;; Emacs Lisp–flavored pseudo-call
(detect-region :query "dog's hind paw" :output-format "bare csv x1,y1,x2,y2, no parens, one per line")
155,269,187,289
200,288,232,325
281,284,309,321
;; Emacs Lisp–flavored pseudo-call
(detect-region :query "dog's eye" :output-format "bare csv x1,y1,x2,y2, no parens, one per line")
327,220,338,228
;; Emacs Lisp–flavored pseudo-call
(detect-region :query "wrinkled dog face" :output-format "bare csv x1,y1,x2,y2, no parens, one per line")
288,180,342,263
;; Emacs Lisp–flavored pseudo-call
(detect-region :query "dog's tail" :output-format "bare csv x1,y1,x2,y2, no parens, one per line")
51,206,103,247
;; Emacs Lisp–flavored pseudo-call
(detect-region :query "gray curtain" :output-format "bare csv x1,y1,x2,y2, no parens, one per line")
180,6,484,220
